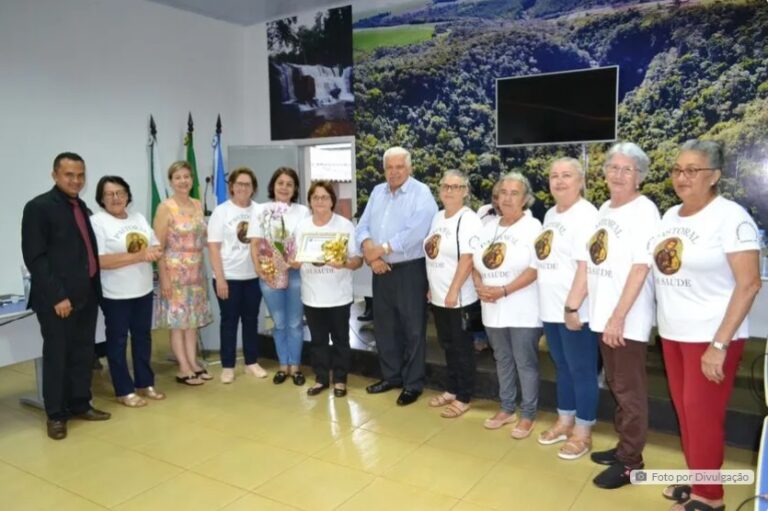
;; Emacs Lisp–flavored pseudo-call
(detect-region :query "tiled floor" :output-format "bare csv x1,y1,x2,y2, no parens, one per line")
0,352,758,510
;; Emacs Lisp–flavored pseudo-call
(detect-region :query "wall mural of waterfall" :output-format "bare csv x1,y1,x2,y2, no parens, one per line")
267,5,354,141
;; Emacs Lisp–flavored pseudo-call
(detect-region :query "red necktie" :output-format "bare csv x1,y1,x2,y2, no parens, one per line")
69,199,97,277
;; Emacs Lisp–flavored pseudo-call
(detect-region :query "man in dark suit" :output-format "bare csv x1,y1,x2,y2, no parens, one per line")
21,152,111,440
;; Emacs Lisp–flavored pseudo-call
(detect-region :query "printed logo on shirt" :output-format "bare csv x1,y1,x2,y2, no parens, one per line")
654,237,683,275
535,229,553,260
126,232,148,253
425,234,441,259
588,228,608,265
237,221,249,244
736,221,758,244
482,242,506,269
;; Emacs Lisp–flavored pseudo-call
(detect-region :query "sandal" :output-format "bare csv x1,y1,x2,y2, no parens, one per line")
663,484,692,503
537,421,573,445
440,401,470,418
557,435,592,460
483,411,517,430
510,419,535,440
429,392,456,408
194,369,213,381
175,374,204,386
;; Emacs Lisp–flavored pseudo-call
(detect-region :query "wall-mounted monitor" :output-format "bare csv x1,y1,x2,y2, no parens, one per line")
496,66,619,148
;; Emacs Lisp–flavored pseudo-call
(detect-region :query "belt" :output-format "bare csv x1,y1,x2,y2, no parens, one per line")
388,258,425,269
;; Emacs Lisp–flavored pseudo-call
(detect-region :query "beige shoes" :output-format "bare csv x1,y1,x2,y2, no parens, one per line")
137,386,166,400
220,368,235,384
245,363,268,378
510,419,536,439
117,393,147,407
483,411,517,430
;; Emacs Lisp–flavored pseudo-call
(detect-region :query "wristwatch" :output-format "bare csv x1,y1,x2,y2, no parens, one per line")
711,341,729,351
382,242,391,255
564,305,579,314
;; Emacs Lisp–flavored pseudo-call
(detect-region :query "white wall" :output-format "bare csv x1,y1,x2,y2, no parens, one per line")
0,0,247,293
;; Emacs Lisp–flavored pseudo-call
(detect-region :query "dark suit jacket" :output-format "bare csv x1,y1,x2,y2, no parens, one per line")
21,186,102,313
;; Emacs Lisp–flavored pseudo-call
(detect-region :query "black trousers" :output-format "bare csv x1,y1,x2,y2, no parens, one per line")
372,258,428,392
432,304,476,403
36,281,98,420
304,303,352,384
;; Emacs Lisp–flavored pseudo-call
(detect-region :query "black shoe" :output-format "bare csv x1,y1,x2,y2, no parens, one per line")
273,371,288,384
591,447,618,465
357,310,373,322
74,408,111,421
366,380,398,394
46,419,67,440
307,383,328,396
292,372,306,386
333,386,347,398
396,389,421,406
593,462,642,489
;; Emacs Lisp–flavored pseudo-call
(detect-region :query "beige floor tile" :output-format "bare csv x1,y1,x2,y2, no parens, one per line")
254,457,374,511
257,416,350,455
336,477,458,511
450,501,496,511
57,449,183,507
313,428,419,475
424,416,516,461
114,471,246,511
569,480,667,511
383,444,497,499
220,493,301,511
132,424,239,468
190,439,306,489
464,463,586,510
359,403,448,443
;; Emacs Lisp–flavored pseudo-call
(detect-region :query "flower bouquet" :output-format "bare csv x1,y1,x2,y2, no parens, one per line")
257,203,296,289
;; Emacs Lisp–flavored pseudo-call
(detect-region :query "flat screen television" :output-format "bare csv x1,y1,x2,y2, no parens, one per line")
496,66,618,148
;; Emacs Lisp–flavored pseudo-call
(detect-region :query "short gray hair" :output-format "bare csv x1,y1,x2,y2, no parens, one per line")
679,139,724,169
383,146,412,169
605,142,650,182
439,169,469,187
498,171,535,209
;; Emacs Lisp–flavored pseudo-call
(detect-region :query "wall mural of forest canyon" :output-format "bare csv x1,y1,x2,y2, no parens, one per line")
351,0,768,228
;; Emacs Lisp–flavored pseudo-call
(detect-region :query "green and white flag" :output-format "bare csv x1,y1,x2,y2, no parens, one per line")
148,115,167,221
185,112,201,200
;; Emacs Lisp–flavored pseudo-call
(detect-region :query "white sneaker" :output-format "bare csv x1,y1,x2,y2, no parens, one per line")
245,363,268,378
220,368,235,384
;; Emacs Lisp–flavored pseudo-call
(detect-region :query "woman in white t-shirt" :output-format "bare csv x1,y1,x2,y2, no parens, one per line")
472,172,542,439
532,158,602,460
247,168,310,386
650,140,761,510
579,143,660,483
208,168,266,384
291,182,362,397
91,176,165,407
424,170,482,418
472,181,501,353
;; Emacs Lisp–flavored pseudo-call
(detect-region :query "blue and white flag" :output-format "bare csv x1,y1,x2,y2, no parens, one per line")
212,115,227,205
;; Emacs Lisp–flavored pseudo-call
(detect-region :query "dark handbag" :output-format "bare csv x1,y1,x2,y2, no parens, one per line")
456,214,484,332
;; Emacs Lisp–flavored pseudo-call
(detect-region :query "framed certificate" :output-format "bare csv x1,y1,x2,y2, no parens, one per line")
295,232,349,264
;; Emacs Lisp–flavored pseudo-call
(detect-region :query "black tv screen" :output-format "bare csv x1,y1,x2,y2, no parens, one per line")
496,66,618,147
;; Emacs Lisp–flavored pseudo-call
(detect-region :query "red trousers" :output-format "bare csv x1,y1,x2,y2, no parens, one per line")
661,338,745,501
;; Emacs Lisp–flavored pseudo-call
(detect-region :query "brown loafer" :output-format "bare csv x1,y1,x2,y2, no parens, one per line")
75,408,112,421
46,419,67,440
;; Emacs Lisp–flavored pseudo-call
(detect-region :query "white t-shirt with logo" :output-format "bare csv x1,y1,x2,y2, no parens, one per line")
532,199,598,323
294,214,360,308
650,196,759,342
207,200,258,280
472,214,542,328
424,207,482,308
246,201,310,245
579,195,660,341
91,211,158,300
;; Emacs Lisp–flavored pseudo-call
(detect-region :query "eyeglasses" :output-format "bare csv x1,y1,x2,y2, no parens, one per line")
233,181,253,188
104,191,127,199
604,164,637,176
440,184,466,192
311,195,332,202
669,166,718,179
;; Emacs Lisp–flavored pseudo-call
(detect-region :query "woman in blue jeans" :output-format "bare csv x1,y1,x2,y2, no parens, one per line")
91,176,165,407
248,168,309,385
532,157,600,459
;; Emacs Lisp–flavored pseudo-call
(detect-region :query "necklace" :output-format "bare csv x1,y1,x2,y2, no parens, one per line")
491,219,514,245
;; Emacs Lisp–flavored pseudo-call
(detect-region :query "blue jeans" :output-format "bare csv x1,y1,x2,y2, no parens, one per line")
100,292,155,397
259,269,303,365
214,278,262,368
543,322,598,426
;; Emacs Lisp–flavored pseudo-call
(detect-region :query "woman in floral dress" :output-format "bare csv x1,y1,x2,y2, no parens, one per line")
154,161,213,385
248,167,309,385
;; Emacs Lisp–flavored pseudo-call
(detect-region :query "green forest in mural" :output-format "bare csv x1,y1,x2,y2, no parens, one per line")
352,0,768,228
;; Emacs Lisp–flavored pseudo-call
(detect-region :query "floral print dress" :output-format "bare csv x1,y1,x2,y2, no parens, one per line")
154,198,213,329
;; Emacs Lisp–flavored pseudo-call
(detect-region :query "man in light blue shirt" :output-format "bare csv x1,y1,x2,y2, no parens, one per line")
356,147,438,405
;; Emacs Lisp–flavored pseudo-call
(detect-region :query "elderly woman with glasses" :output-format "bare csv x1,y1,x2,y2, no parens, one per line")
571,143,661,486
91,176,165,406
473,172,542,439
650,140,760,511
424,170,483,418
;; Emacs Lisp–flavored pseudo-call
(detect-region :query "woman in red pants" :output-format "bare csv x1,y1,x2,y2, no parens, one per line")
650,139,761,511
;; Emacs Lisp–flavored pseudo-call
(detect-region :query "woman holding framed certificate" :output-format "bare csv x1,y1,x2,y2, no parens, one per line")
291,181,363,397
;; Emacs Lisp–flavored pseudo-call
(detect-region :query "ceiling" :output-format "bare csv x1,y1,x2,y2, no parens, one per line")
145,0,349,26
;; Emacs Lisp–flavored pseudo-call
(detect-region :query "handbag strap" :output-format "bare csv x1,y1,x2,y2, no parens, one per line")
456,211,465,309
